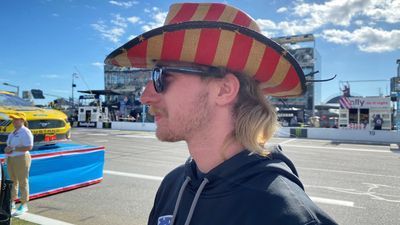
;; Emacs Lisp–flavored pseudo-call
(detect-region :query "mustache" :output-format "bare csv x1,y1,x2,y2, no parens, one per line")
149,105,166,116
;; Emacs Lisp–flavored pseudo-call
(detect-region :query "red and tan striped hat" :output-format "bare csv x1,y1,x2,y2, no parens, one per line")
104,3,305,97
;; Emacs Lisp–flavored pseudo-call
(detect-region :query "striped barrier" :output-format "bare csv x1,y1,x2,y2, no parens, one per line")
1,143,105,201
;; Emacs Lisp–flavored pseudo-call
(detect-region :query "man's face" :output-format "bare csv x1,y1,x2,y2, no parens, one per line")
141,68,213,142
12,118,24,128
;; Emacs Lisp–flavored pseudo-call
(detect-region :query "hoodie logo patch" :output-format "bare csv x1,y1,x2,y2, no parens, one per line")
158,215,172,225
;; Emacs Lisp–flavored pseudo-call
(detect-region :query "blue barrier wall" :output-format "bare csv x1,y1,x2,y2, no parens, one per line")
1,143,105,200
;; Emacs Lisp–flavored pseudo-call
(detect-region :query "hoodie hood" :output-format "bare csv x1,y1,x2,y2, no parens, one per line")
183,145,303,194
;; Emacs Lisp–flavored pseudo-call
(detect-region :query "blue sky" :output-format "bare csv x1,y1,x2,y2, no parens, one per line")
1,0,399,105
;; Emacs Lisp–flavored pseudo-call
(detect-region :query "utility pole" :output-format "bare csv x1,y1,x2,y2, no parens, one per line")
396,59,400,131
72,73,78,109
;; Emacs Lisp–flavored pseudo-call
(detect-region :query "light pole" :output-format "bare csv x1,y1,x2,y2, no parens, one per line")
396,59,400,131
72,73,78,109
3,82,20,97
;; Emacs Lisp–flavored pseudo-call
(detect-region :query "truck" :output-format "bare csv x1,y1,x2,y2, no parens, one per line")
77,94,109,128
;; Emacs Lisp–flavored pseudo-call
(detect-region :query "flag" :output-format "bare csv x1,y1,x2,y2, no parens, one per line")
339,96,351,109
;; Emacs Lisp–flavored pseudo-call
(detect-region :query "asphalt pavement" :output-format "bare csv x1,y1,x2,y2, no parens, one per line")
24,128,400,225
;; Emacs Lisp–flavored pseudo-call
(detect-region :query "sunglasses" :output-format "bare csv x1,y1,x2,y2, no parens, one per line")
149,66,225,93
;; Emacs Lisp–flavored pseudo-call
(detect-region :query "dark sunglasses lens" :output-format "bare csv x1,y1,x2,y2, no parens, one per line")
152,68,164,93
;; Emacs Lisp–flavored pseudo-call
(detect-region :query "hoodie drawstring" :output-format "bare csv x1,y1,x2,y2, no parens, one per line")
184,178,209,225
171,176,191,225
170,177,210,225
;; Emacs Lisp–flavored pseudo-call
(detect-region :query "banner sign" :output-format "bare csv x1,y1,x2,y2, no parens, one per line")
343,97,391,109
78,121,97,127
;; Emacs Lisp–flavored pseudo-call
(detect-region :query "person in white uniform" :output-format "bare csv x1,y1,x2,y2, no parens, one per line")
4,112,33,216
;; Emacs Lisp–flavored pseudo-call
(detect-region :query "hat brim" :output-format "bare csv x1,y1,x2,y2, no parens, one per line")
9,115,25,120
105,21,306,97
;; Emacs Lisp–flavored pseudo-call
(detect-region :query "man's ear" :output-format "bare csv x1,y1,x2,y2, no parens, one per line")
214,73,240,106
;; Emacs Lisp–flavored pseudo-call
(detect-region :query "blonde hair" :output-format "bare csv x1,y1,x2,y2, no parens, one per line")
232,72,278,156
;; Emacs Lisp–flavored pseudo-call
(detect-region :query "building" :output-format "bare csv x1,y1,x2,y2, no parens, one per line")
270,34,322,125
104,65,150,100
104,65,153,122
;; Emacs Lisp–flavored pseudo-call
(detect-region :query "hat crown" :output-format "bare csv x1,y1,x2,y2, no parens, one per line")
164,3,261,33
105,2,306,97
10,112,26,120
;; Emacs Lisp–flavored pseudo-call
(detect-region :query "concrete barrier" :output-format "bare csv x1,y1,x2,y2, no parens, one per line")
276,127,400,144
108,122,400,144
111,121,156,131
307,128,400,144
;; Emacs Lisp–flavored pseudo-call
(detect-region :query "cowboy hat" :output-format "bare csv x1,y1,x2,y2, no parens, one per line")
9,112,26,121
104,3,305,97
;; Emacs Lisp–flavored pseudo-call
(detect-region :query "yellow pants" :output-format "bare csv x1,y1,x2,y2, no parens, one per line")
7,154,31,204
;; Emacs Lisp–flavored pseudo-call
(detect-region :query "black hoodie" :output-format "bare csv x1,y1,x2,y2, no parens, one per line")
148,146,337,225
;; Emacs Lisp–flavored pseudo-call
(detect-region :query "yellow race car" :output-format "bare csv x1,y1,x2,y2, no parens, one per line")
0,91,71,151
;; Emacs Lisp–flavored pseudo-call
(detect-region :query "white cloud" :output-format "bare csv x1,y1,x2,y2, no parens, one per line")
92,62,104,69
255,0,400,53
278,19,323,35
91,20,125,43
127,16,140,24
363,0,400,23
258,18,322,36
322,27,400,52
354,20,364,26
92,13,144,43
293,0,371,27
256,19,279,37
287,0,400,29
52,13,59,17
142,7,167,31
111,14,128,28
109,1,138,8
41,74,61,79
256,19,277,30
276,7,287,13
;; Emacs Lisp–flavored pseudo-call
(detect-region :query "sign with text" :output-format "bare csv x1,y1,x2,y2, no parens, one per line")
346,97,391,109
78,121,97,128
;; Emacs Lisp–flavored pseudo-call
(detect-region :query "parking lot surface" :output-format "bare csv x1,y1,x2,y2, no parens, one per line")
26,128,400,225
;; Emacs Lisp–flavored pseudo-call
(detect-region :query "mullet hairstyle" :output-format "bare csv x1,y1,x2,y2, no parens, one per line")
232,72,278,156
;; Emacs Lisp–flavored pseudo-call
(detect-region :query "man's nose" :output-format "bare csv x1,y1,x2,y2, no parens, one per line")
140,82,158,104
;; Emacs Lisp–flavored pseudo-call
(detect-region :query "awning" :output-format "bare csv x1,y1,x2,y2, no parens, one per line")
78,90,121,95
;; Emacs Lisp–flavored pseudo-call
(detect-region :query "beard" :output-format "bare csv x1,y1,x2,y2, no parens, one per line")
153,91,211,142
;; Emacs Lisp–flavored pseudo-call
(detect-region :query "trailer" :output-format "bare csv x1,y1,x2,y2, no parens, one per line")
77,94,109,128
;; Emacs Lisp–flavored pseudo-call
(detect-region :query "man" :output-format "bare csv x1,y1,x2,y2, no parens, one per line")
119,96,130,119
290,115,298,127
4,112,33,216
373,114,383,130
105,3,337,225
